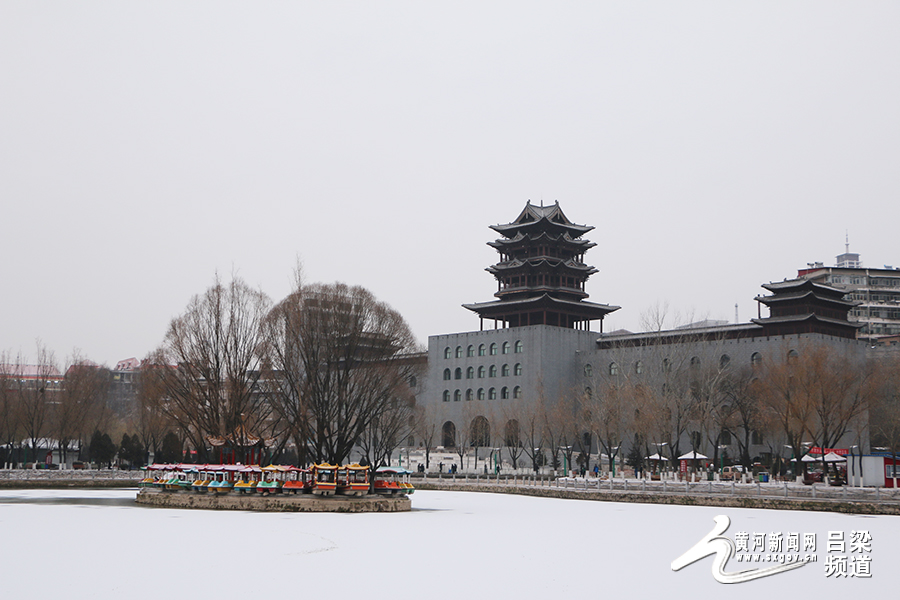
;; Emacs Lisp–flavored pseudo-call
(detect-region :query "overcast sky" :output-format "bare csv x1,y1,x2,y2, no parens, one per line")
2,2,898,366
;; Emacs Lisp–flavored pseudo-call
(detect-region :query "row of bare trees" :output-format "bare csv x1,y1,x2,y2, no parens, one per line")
409,338,896,477
583,340,884,475
0,346,118,467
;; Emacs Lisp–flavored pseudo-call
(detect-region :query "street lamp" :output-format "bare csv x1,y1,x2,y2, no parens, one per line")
558,446,571,477
610,446,620,478
653,442,668,477
718,445,728,477
849,445,860,487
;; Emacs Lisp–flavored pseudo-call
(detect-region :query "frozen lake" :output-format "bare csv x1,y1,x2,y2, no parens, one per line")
0,488,895,598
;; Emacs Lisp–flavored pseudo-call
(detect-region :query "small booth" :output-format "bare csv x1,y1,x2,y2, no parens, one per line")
848,454,900,488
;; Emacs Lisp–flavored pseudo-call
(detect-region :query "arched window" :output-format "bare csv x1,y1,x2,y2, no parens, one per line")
719,354,731,369
478,344,485,356
501,386,509,400
466,389,473,401
514,363,522,376
488,387,497,400
690,356,701,369
788,349,799,361
751,352,762,368
502,341,510,354
443,368,451,381
513,386,522,399
584,364,593,377
442,390,450,402
585,387,593,399
466,367,474,379
514,340,523,353
409,376,417,388
453,390,461,402
454,367,462,380
455,346,463,359
442,421,456,447
634,360,644,375
505,420,520,447
444,347,451,359
662,358,672,373
470,416,490,447
501,364,510,377
489,365,497,378
751,430,763,445
477,388,485,401
467,345,475,357
489,343,498,356
477,366,485,378
609,362,619,376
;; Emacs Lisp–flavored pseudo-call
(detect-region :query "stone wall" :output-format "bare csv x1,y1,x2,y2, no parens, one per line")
135,489,411,513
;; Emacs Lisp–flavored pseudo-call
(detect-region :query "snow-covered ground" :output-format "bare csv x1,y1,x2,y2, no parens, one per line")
0,489,895,598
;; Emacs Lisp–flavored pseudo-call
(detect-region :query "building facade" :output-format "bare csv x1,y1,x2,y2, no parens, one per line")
417,203,870,474
798,245,900,343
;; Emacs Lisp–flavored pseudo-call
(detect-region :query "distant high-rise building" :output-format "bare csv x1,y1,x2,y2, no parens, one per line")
797,241,900,343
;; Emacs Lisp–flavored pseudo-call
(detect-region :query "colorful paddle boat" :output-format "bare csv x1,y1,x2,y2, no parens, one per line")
282,467,311,494
337,464,370,497
257,465,285,495
373,467,414,496
192,467,213,493
311,463,338,496
234,466,261,493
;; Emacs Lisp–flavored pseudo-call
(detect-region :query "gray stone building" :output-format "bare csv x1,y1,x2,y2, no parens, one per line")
415,203,870,475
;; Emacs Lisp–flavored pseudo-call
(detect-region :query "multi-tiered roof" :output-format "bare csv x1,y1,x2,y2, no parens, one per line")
464,201,619,330
752,278,862,339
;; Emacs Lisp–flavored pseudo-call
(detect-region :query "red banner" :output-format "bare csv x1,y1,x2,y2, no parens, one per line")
808,447,849,456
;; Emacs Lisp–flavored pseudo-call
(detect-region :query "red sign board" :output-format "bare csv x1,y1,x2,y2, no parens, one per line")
808,447,848,456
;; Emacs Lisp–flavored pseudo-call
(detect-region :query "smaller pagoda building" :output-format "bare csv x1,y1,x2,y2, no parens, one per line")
463,201,619,331
752,278,862,339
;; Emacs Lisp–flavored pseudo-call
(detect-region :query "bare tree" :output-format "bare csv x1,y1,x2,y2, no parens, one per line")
0,351,21,467
717,367,766,469
357,392,416,471
870,353,900,484
587,379,627,476
14,344,61,465
55,353,110,466
757,344,816,474
150,274,273,463
518,399,545,474
499,402,525,470
412,403,439,469
265,281,423,465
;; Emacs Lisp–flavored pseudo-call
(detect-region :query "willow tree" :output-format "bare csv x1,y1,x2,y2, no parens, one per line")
149,275,275,463
265,282,422,466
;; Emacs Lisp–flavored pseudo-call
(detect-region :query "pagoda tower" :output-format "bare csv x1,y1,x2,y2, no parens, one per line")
752,278,862,339
463,201,619,331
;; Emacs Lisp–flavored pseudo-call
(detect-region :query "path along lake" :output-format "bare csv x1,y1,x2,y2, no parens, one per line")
1,488,896,599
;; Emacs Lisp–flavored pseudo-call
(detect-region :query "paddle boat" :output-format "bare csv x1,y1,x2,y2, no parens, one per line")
192,466,214,493
234,465,261,493
311,463,338,496
257,465,285,495
208,465,237,494
337,464,370,496
282,467,312,494
373,467,414,496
